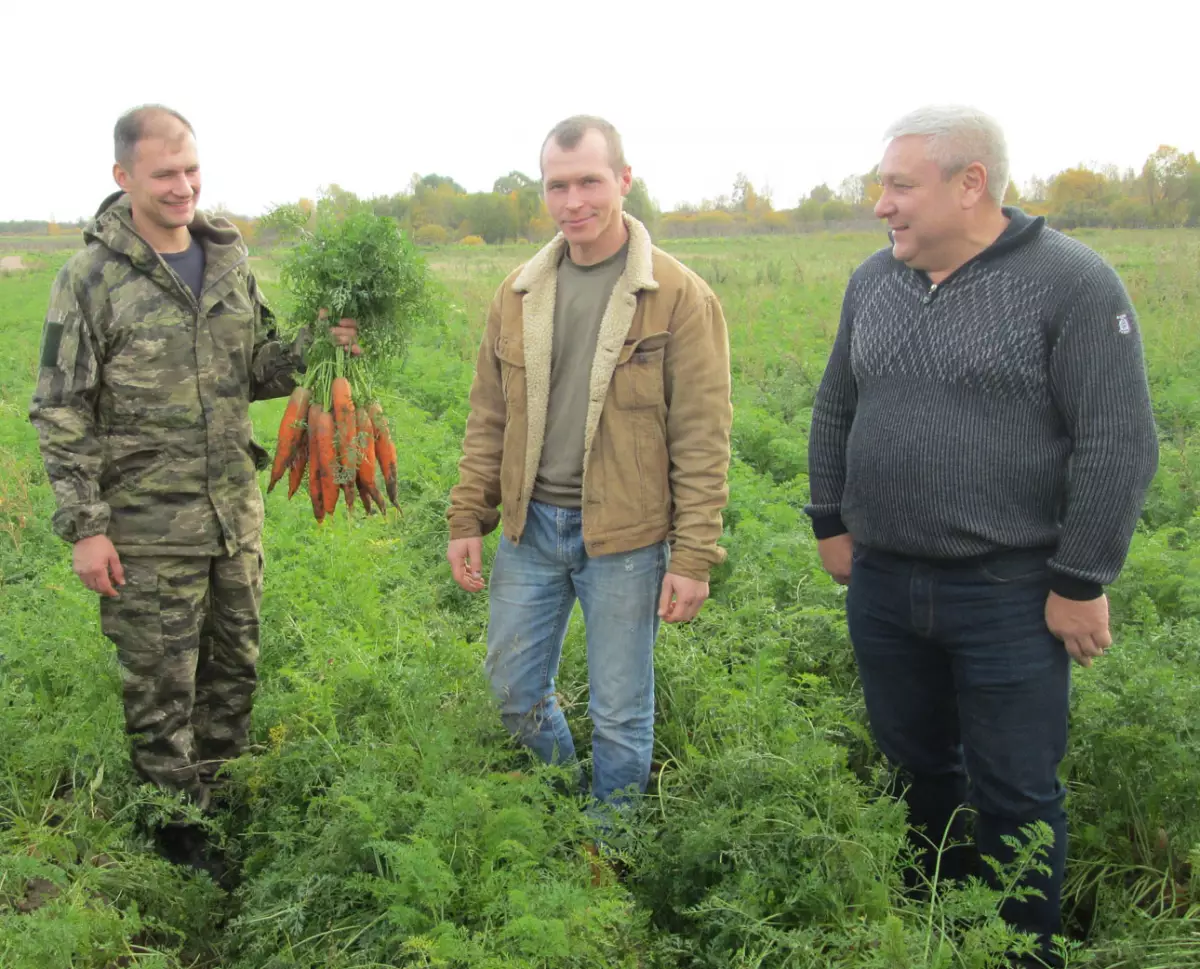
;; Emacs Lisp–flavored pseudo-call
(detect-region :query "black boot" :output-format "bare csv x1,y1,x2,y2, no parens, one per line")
153,822,234,889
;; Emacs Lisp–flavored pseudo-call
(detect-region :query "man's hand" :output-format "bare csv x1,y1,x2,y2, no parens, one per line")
818,533,854,585
447,537,485,593
1046,591,1111,667
73,535,125,598
319,308,362,356
658,573,709,624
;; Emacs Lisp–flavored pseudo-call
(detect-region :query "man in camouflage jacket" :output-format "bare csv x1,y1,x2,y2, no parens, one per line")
29,106,356,864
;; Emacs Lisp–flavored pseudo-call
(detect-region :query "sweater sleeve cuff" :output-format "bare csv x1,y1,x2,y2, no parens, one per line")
810,514,849,540
1050,572,1104,601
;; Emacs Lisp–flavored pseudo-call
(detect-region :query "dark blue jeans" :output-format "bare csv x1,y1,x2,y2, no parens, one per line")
847,544,1070,966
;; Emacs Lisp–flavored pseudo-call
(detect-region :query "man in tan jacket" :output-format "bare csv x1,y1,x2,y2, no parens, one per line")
446,115,733,809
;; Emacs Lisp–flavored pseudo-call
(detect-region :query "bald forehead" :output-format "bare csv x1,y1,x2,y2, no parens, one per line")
141,114,191,147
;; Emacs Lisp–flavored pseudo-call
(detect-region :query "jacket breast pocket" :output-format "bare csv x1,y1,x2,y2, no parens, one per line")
612,331,669,409
495,335,527,412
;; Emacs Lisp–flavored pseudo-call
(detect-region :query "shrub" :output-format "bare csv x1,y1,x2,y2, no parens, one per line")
414,224,448,247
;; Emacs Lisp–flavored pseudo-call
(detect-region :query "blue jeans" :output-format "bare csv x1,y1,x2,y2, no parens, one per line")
847,545,1070,966
485,500,668,806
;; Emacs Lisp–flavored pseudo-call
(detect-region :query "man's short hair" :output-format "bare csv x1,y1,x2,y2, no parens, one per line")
884,104,1010,204
114,104,195,170
540,115,627,175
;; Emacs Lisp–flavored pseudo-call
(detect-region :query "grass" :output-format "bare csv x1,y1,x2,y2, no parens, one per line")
0,230,1196,967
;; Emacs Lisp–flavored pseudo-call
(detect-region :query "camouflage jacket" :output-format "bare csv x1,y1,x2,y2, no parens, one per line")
29,191,307,556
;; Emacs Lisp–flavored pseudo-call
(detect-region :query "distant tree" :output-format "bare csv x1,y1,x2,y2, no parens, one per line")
821,199,854,221
759,211,789,233
527,215,556,240
794,198,824,222
1048,167,1111,208
418,174,467,195
1142,145,1200,222
1023,177,1048,202
624,177,659,230
732,173,757,213
858,166,881,209
316,183,363,218
493,171,536,194
808,183,835,204
463,192,520,244
229,217,258,244
837,175,864,206
369,192,412,224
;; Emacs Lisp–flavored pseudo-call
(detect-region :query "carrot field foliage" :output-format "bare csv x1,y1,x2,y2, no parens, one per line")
0,230,1197,967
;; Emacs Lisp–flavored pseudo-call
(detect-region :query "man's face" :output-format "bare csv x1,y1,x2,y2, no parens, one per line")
114,123,201,231
873,134,967,270
541,129,631,248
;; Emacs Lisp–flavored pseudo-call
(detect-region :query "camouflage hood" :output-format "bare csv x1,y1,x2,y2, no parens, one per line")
83,191,248,290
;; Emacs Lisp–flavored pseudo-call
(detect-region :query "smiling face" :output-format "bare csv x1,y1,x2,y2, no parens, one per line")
541,127,631,264
113,118,200,250
873,134,970,273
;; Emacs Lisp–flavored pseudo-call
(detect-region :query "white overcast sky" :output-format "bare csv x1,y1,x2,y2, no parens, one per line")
5,0,1196,222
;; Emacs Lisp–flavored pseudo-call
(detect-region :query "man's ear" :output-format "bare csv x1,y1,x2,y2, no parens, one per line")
960,161,989,208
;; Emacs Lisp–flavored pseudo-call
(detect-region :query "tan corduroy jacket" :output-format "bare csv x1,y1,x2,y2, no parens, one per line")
447,214,732,582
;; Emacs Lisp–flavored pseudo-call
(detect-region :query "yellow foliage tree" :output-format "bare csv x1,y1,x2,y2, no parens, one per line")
1048,167,1110,207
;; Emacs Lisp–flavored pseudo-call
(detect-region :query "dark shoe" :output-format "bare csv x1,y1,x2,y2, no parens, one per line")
154,822,236,890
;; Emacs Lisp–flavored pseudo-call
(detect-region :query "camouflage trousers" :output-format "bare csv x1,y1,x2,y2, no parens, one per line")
99,548,263,809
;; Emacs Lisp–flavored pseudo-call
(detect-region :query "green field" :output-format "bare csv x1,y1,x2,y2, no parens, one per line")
0,231,1197,968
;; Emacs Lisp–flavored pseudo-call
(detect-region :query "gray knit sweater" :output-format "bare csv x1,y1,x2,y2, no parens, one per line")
805,209,1159,600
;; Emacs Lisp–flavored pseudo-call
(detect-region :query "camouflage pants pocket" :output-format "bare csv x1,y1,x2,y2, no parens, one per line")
100,556,209,803
193,548,263,786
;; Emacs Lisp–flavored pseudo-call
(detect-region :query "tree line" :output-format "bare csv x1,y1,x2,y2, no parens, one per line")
4,145,1196,244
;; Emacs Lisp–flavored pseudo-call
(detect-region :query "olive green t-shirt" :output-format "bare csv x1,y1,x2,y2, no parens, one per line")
532,241,629,508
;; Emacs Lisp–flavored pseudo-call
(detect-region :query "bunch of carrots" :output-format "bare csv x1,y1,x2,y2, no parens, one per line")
266,351,400,522
260,204,437,523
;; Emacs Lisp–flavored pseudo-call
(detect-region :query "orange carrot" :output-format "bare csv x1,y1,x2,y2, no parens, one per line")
307,404,325,522
308,403,338,518
268,386,311,493
355,409,387,511
369,402,399,508
332,376,356,513
287,428,308,500
318,409,340,517
356,479,376,515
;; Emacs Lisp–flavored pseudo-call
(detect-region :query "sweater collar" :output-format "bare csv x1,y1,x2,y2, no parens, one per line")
902,206,1044,288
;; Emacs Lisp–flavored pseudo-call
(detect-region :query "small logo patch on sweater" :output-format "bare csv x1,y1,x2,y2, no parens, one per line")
1116,313,1132,335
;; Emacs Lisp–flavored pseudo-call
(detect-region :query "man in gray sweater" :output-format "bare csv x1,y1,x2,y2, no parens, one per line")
806,105,1158,966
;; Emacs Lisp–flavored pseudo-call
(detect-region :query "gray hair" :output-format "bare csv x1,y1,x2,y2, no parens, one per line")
884,105,1009,204
114,104,194,169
